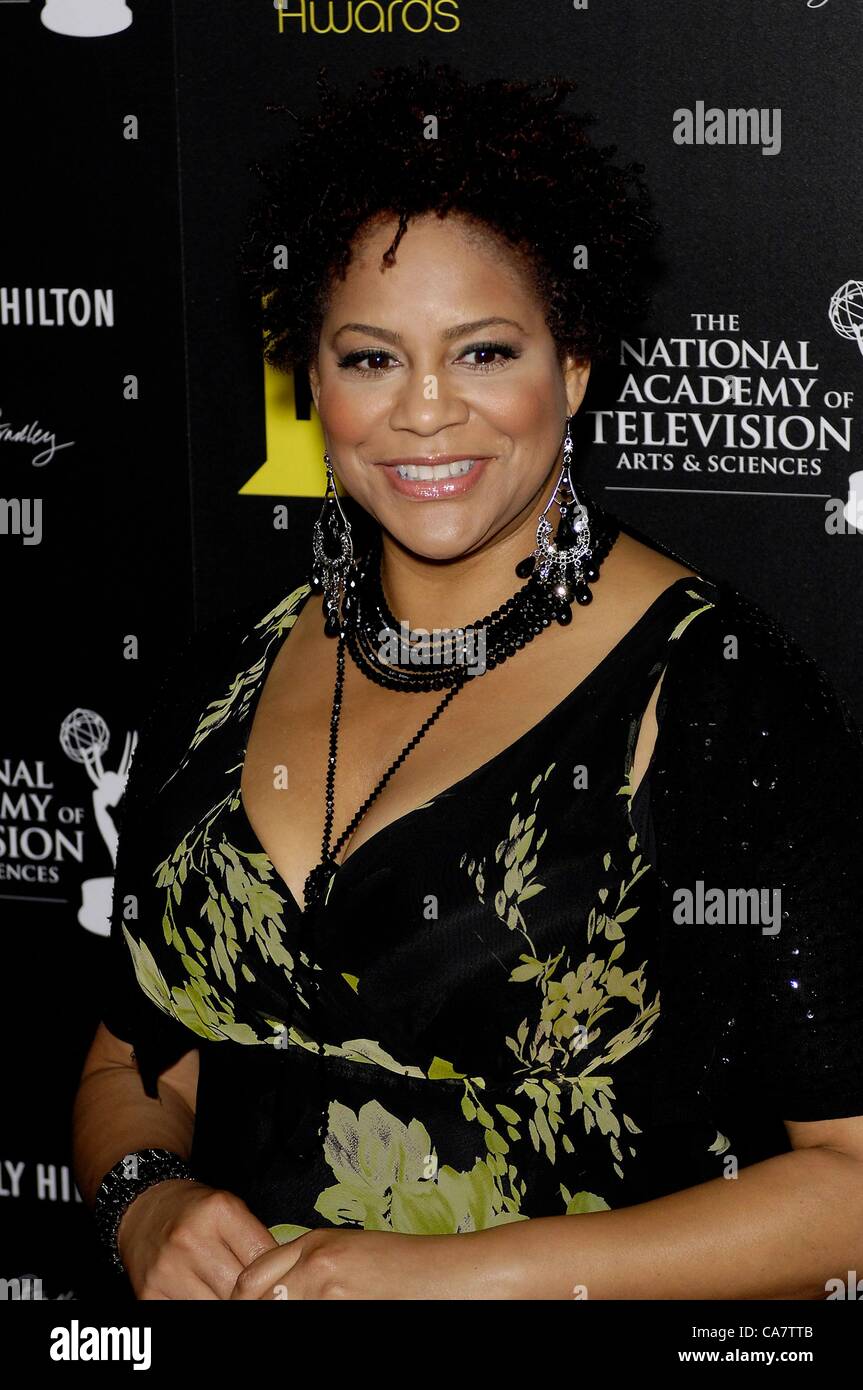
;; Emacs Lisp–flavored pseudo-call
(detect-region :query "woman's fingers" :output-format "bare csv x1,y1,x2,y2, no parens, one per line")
198,1198,278,1297
220,1202,280,1270
123,1184,279,1299
230,1240,306,1300
193,1240,248,1300
141,1275,220,1301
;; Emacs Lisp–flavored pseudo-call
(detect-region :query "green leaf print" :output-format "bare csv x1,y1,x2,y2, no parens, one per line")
460,763,662,1181
668,589,716,642
708,1130,731,1156
184,583,312,759
269,1223,312,1245
309,1099,529,1235
121,925,261,1045
428,1056,467,1080
560,1187,611,1215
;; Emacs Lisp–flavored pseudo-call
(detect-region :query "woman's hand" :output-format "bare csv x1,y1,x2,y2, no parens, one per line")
117,1179,278,1299
229,1225,510,1301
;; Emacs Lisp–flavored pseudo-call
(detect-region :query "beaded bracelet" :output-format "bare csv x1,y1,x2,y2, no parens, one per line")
93,1148,199,1273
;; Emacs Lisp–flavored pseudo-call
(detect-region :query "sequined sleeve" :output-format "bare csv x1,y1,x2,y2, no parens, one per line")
648,583,863,1124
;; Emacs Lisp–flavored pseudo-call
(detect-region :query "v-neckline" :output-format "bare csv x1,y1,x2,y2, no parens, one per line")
235,572,716,915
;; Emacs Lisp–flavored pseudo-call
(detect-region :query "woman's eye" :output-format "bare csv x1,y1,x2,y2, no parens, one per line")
338,349,397,373
459,343,520,371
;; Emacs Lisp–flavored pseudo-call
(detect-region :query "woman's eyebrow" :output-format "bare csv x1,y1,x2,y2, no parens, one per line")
442,317,527,340
333,316,527,345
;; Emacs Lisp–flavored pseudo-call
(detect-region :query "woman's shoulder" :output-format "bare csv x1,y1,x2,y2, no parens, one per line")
662,565,859,743
651,563,863,859
613,523,849,722
191,574,313,665
602,516,863,829
124,576,313,807
162,574,312,699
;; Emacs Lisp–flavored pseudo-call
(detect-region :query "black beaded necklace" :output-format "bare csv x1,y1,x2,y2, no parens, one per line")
302,495,619,911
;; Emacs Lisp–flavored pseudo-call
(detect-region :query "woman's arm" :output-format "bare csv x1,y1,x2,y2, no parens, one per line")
73,1024,278,1298
467,1114,863,1300
71,1022,198,1208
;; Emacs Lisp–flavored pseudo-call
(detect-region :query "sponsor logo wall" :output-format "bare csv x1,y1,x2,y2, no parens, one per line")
1,0,860,1300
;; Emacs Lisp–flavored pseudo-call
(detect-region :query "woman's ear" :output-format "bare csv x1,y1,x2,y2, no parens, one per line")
563,355,591,415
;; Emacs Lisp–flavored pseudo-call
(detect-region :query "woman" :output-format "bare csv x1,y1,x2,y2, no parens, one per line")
73,63,863,1299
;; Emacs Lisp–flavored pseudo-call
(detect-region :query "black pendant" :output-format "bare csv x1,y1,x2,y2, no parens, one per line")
304,857,338,911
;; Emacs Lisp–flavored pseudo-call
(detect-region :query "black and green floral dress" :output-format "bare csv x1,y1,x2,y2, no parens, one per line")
100,557,863,1247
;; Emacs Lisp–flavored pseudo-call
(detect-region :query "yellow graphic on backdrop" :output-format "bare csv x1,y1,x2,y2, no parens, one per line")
240,362,331,499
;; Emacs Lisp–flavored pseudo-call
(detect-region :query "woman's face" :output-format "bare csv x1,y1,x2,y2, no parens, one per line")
309,212,590,562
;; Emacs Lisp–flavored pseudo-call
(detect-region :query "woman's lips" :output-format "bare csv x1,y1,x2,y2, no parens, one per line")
377,456,491,500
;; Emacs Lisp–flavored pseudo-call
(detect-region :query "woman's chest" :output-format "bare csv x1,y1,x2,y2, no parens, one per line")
237,616,646,911
238,720,663,1084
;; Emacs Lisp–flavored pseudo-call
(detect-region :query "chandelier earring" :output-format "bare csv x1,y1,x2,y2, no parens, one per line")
310,450,357,637
514,415,611,618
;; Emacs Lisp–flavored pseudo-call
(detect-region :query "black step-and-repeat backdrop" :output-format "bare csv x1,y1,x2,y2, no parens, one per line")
2,0,861,1302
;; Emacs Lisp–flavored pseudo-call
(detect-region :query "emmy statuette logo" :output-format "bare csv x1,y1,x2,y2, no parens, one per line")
59,708,137,936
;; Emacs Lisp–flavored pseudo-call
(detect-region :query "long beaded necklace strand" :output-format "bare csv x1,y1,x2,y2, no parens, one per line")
302,638,467,909
302,493,620,911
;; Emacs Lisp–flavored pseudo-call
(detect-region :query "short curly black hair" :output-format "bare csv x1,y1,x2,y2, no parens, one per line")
238,61,661,372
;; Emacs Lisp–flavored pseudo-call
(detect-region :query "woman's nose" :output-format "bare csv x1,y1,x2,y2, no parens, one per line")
387,370,470,435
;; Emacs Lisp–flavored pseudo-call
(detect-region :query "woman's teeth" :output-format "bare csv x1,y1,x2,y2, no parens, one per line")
394,459,477,480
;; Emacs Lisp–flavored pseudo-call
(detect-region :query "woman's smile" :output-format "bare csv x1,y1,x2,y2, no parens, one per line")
375,454,493,500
